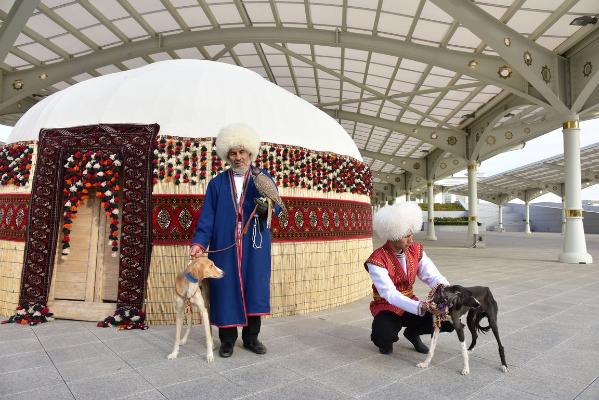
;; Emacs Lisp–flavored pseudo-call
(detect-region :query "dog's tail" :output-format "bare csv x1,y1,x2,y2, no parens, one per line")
476,312,491,334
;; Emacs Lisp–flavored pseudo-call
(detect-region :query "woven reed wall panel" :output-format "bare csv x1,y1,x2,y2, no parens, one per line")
146,239,372,325
0,240,25,317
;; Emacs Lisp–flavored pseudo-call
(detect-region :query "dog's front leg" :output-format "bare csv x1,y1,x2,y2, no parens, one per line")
453,318,469,375
192,295,214,363
167,297,185,360
181,307,192,345
417,327,439,369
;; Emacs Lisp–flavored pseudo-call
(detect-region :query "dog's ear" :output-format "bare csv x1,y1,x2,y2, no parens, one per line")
189,258,206,281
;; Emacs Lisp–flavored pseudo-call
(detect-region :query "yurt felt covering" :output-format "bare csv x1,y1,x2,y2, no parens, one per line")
0,134,374,324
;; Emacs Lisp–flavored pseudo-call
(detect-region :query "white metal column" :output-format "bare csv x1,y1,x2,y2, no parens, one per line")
426,181,437,241
467,163,479,238
498,203,504,232
559,119,592,264
524,201,531,234
561,197,566,235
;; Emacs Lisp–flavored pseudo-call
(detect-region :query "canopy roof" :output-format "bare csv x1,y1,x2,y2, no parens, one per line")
8,59,362,159
449,142,599,204
1,0,599,191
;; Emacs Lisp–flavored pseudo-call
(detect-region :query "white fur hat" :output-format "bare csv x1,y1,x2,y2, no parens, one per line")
215,123,261,160
373,202,423,241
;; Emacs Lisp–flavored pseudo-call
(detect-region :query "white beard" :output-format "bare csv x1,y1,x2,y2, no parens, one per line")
231,165,249,175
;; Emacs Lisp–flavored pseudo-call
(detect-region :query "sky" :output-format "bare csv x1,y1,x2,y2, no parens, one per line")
1,119,598,202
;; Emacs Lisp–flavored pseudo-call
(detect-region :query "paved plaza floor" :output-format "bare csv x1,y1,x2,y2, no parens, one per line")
1,231,598,400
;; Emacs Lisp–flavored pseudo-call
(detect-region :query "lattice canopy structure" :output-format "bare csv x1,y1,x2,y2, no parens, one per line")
449,142,599,204
1,0,599,201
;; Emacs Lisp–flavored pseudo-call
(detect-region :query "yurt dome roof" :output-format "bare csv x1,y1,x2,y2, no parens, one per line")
8,59,361,160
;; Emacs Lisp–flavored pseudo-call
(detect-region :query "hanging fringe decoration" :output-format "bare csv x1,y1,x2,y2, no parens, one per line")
0,143,34,187
61,150,122,257
151,135,373,196
153,137,212,185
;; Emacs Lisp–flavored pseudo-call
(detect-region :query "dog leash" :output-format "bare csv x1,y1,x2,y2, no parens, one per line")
190,204,260,257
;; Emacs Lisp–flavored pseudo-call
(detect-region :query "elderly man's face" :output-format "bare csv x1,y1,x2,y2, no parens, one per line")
227,147,251,174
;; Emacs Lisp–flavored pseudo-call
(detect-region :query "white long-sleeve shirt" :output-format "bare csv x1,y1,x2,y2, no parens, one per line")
367,251,449,316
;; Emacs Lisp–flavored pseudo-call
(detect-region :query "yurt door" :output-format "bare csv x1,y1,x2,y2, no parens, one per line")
48,197,119,321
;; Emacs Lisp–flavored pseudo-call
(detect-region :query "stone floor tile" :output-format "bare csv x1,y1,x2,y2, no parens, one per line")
66,370,154,400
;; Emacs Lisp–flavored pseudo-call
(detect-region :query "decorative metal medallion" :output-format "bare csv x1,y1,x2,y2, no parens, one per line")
178,208,193,230
541,65,551,83
308,210,318,228
452,159,459,165
333,211,340,228
498,65,512,79
279,211,289,228
583,61,592,78
505,131,513,140
157,208,171,230
394,177,401,183
504,37,511,47
294,210,304,228
447,136,457,145
523,51,532,66
486,135,496,145
440,162,447,169
413,162,420,170
468,59,478,69
524,127,531,134
430,132,438,139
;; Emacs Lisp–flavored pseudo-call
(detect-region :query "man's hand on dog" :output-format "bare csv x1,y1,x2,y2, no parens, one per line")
254,197,268,218
419,300,445,316
189,244,204,258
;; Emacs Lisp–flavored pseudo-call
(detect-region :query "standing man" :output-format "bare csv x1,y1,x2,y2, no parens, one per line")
365,202,453,355
190,123,279,358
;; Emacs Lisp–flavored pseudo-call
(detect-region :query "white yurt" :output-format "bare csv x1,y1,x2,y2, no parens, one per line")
0,59,373,324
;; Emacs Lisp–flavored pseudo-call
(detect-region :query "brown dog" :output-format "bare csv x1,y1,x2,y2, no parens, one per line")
167,256,224,363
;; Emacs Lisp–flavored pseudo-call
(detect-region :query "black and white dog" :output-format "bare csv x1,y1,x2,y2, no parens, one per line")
416,285,508,375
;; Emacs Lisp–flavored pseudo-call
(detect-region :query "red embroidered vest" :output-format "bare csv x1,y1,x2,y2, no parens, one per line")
364,241,423,317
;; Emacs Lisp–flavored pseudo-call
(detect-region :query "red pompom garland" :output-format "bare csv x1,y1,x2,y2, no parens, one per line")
61,151,122,257
0,143,34,187
152,136,373,196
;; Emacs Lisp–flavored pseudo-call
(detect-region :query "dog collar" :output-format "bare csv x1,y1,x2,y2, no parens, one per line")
184,272,199,283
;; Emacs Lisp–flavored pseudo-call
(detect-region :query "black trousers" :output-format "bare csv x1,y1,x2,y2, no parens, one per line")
371,311,451,349
219,315,261,345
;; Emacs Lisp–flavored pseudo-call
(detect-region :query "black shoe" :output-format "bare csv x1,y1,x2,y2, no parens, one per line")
403,332,429,354
243,339,267,354
378,344,393,355
219,342,234,358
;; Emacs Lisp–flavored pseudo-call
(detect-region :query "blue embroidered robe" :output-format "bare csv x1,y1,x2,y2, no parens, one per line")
192,169,280,327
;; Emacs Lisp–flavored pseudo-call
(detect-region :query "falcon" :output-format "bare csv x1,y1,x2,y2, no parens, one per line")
251,166,287,228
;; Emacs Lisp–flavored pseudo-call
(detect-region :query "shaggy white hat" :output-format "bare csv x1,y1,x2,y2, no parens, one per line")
215,123,261,160
373,202,423,241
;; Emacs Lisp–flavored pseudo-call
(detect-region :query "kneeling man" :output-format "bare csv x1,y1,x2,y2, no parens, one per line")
365,202,452,355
